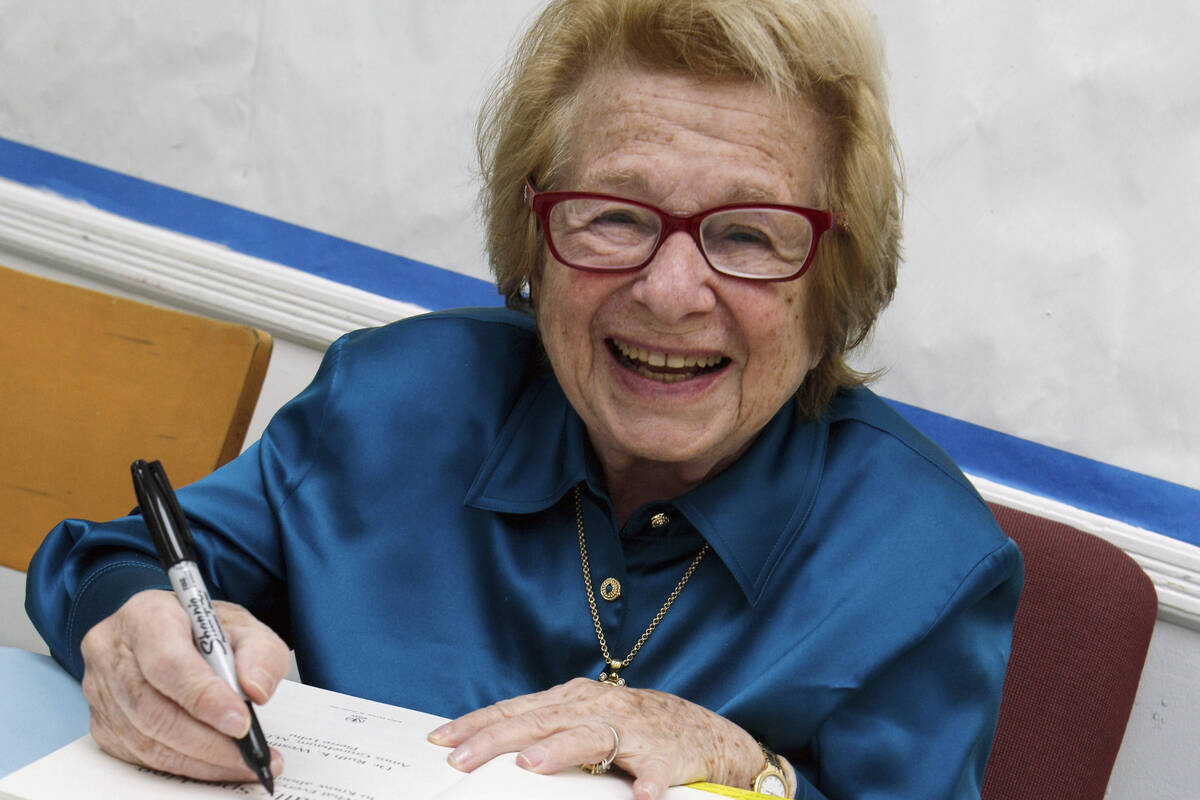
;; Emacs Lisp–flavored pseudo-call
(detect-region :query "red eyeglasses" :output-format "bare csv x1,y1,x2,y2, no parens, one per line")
525,179,841,281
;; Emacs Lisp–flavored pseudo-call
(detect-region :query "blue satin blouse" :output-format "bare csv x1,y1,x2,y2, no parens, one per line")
27,307,1022,800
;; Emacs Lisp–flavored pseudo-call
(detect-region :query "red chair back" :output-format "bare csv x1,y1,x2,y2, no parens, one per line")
982,504,1157,800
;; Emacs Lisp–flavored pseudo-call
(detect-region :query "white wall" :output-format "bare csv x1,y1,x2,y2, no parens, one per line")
1108,621,1200,799
1,0,1196,491
864,1,1200,491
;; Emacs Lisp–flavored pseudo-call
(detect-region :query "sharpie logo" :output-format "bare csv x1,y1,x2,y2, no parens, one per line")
187,591,230,656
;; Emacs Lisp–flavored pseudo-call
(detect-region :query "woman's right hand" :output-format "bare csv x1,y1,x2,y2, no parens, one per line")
79,589,289,781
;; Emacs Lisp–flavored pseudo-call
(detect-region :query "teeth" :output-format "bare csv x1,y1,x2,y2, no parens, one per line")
612,339,724,372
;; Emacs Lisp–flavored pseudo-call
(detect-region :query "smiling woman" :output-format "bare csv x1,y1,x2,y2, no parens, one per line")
25,2,1021,800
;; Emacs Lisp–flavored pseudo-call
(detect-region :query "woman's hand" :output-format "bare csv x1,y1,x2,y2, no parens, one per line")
79,589,289,781
427,677,764,800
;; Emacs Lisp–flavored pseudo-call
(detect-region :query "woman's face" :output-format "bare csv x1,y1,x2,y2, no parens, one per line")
534,67,827,487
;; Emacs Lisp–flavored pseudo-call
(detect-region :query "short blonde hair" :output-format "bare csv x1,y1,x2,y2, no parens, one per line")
477,0,903,419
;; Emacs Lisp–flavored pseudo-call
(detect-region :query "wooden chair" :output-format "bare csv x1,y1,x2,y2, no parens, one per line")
0,265,272,572
982,503,1158,800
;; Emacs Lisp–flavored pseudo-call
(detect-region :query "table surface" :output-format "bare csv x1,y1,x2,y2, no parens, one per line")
0,646,90,778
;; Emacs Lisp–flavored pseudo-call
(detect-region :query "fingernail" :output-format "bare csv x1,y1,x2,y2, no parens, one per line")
516,745,546,770
218,709,249,738
448,745,473,770
637,782,660,800
245,668,276,699
428,723,454,745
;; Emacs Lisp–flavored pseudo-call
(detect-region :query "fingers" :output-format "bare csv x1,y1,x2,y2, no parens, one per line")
215,600,290,705
428,677,738,794
514,723,621,773
430,680,586,747
120,592,252,737
448,712,615,773
80,589,285,782
631,756,673,800
88,682,284,783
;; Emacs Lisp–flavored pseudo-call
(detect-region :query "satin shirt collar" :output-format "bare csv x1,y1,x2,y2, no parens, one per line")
464,366,830,607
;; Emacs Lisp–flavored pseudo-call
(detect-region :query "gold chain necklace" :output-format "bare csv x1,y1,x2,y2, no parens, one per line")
574,486,709,686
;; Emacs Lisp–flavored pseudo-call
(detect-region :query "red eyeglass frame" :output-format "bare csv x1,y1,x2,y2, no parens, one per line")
524,178,843,281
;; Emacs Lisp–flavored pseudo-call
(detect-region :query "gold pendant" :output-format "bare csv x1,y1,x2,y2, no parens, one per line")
598,659,626,686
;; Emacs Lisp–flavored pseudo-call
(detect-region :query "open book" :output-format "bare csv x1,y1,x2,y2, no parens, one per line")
0,680,753,800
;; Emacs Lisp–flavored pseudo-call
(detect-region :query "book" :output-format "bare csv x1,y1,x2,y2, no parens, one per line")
0,680,770,800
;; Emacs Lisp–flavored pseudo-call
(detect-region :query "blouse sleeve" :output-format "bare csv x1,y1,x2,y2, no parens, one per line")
801,539,1023,799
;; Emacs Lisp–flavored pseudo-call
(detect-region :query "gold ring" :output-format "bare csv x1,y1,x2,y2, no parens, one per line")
581,724,620,774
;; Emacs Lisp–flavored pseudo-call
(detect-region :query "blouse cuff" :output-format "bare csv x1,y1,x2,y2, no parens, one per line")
62,554,169,679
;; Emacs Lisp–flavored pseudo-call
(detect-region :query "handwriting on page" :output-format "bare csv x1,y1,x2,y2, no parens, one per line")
135,762,389,800
271,732,414,773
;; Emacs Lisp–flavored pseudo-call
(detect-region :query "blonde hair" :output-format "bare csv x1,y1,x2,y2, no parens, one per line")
477,0,903,419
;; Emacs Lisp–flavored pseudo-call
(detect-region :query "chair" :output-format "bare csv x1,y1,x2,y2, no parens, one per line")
0,264,272,572
981,503,1158,800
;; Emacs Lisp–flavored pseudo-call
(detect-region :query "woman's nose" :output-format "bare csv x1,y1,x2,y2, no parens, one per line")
629,231,717,322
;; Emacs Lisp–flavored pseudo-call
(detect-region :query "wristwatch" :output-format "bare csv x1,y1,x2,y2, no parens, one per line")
752,742,790,797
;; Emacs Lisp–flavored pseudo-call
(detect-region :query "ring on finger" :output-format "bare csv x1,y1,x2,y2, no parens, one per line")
581,724,620,774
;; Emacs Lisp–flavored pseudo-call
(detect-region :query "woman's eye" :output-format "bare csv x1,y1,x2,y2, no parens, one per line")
591,209,641,227
717,226,772,247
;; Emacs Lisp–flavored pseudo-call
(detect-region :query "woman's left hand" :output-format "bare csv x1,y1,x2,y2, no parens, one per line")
427,677,763,800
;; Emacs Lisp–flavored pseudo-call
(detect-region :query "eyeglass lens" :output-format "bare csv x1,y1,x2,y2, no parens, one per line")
546,197,815,278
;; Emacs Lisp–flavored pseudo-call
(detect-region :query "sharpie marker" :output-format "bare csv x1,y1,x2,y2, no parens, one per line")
131,459,274,795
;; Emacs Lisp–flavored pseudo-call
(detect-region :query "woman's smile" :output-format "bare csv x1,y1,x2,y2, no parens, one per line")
606,338,731,384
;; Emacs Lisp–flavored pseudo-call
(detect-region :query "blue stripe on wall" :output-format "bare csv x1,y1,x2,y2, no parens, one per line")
888,399,1199,547
0,138,502,310
3,136,1197,546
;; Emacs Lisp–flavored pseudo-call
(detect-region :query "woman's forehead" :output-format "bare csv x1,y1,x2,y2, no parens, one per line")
565,67,827,206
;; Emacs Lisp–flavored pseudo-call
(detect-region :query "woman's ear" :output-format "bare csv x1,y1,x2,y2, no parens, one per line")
526,272,539,310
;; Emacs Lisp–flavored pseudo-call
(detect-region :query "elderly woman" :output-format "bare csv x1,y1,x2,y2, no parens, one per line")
26,0,1021,798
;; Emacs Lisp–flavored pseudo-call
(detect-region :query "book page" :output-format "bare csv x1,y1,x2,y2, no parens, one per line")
436,756,709,800
0,680,465,800
0,680,715,800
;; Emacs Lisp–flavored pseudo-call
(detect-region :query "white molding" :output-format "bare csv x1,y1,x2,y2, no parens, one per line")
3,174,1196,629
0,176,428,349
970,474,1200,631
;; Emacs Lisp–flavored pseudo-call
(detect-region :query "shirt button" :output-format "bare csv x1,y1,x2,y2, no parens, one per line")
600,577,621,601
650,512,670,529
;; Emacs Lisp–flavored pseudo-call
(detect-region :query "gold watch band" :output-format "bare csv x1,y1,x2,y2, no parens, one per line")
752,742,791,798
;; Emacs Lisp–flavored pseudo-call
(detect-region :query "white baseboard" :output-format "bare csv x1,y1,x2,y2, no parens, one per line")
970,475,1200,630
0,177,425,349
2,174,1196,631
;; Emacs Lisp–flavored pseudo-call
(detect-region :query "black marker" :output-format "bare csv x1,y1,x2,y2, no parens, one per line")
131,459,274,795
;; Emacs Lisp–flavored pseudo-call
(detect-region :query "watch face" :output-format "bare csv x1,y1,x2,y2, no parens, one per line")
757,774,786,797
